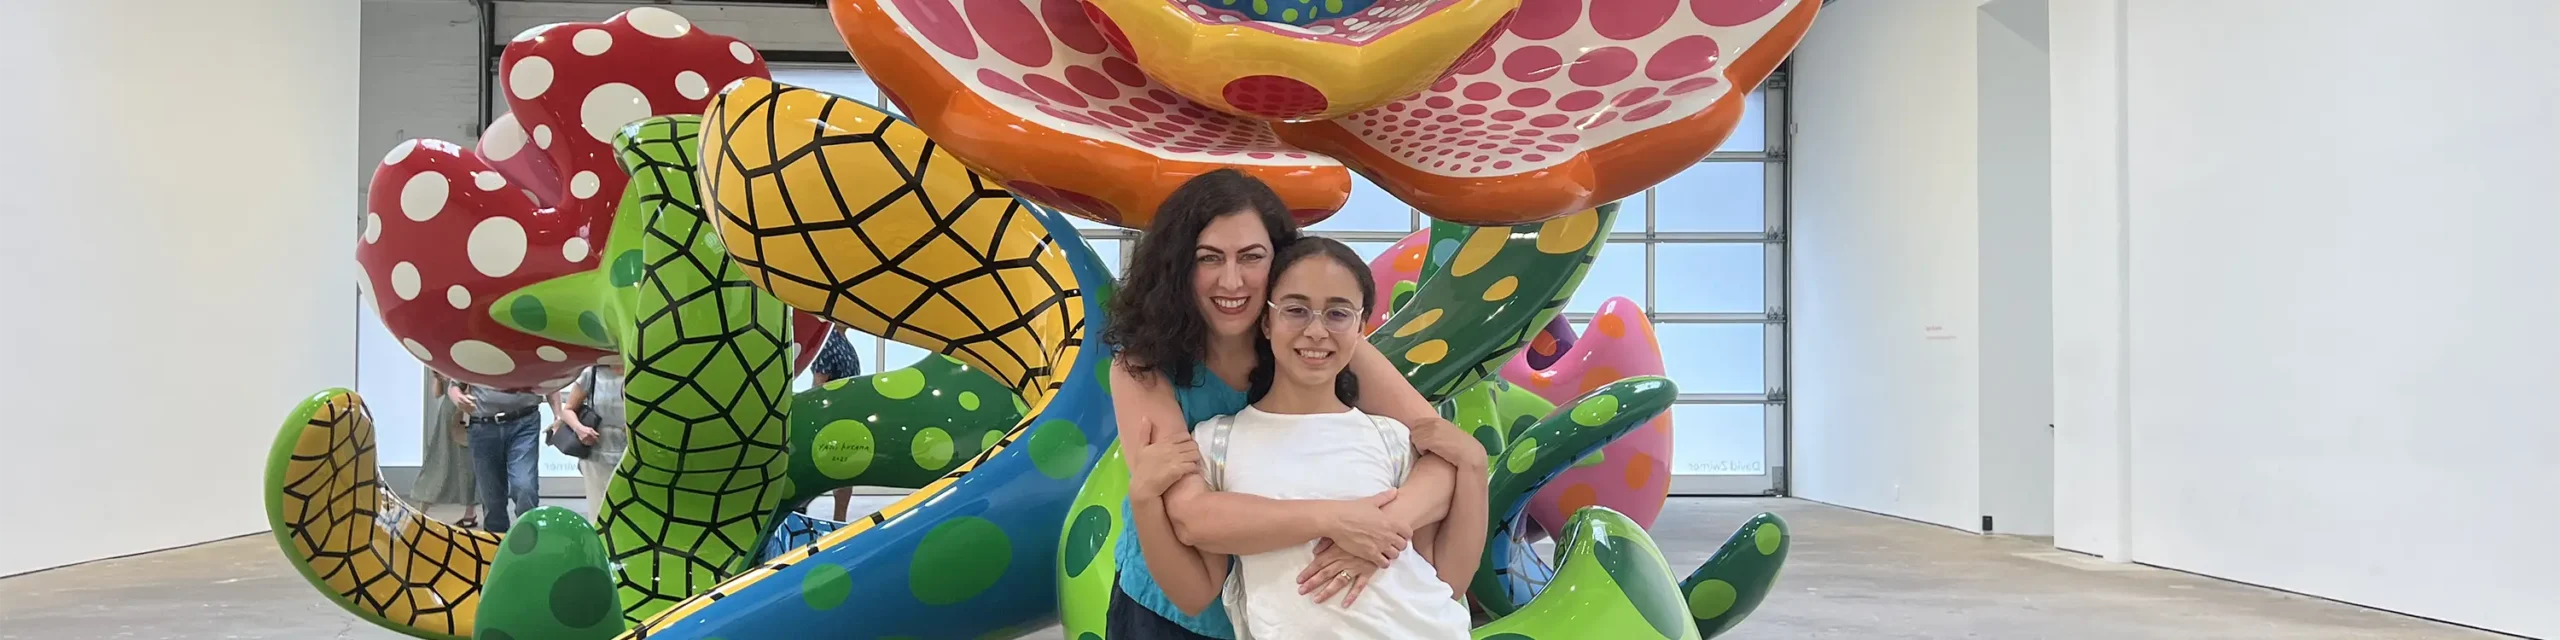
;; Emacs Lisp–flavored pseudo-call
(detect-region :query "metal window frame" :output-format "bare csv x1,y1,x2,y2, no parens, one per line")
736,62,1793,496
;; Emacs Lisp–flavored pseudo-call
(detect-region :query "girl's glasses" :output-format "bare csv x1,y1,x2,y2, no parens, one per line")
1268,301,1364,333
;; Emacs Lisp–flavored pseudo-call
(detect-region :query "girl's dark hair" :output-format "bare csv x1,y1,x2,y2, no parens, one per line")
1102,169,1302,388
1245,237,1376,407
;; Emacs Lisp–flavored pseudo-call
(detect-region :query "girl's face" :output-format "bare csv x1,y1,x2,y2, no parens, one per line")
1192,211,1275,339
1262,256,1365,390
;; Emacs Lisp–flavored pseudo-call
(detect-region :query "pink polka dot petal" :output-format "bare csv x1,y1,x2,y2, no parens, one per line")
1667,76,1724,96
1648,35,1722,81
966,0,1054,67
1625,101,1674,122
1043,0,1109,54
1103,57,1150,87
1613,87,1660,107
1065,66,1121,100
1555,91,1602,112
1594,0,1678,40
891,0,979,60
1510,0,1581,40
1568,47,1638,87
1694,0,1787,26
1023,74,1090,108
1504,46,1563,82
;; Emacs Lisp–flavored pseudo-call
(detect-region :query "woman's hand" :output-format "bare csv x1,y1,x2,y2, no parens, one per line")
1409,417,1489,473
1127,429,1201,498
571,424,600,445
1297,539,1384,606
1322,491,1410,564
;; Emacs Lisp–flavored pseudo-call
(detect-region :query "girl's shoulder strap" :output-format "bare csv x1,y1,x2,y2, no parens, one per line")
1197,414,1239,492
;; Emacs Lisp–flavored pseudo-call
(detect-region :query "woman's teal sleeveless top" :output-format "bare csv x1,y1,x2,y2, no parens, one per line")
1112,360,1249,638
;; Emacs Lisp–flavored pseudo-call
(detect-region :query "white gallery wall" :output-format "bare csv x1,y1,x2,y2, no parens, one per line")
1804,0,2557,635
0,1,360,575
2098,1,2558,635
1789,0,2055,535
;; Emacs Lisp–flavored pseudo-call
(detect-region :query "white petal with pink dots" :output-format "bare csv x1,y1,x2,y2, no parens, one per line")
871,0,1337,166
1341,0,1798,176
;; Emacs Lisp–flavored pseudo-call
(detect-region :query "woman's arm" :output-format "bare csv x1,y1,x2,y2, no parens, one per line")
1113,364,1396,557
1430,464,1490,597
1348,341,1461,530
1130,486,1232,615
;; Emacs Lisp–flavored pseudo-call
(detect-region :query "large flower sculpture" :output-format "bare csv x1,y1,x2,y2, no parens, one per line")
828,0,1818,229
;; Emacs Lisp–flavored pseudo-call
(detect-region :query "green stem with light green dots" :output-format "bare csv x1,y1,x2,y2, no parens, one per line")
1683,512,1791,638
782,354,1027,504
1372,203,1620,402
1471,375,1678,615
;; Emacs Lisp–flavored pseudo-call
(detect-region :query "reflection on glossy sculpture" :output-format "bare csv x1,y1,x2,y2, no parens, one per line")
1507,296,1676,537
831,0,1819,227
267,2,1813,639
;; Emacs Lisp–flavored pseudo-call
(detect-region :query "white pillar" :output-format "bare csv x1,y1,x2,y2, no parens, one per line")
2045,0,2132,561
0,1,360,575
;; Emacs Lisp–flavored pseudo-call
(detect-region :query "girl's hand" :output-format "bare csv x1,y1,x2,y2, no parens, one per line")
1127,425,1201,498
1321,491,1409,565
1409,417,1488,472
1297,539,1382,607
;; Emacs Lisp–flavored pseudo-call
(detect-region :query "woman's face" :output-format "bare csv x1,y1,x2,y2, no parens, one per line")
1262,257,1364,390
1192,211,1274,339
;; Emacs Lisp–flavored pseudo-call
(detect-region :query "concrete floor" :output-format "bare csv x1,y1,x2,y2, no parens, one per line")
0,498,2512,639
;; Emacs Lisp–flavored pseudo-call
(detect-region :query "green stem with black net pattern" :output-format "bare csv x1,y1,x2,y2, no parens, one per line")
600,115,796,624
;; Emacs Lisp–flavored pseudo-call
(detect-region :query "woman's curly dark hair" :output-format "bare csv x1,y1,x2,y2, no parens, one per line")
1102,169,1302,388
1245,237,1376,407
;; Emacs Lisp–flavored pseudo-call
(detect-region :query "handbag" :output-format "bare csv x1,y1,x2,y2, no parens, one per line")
548,370,603,459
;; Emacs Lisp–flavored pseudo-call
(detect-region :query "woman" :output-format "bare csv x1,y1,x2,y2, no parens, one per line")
555,364,628,516
1140,237,1488,638
413,371,480,528
1103,169,1489,639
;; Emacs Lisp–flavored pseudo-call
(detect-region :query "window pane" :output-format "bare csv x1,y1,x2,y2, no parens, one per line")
769,67,882,109
1717,90,1767,153
1670,404,1766,475
1656,323,1764,394
1652,163,1765,233
1306,174,1411,232
882,337,931,373
1564,241,1645,313
1609,187,1647,235
1085,238,1123,278
1655,244,1763,313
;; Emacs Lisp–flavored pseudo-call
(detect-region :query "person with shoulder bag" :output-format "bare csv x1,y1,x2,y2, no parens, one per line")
555,364,629,516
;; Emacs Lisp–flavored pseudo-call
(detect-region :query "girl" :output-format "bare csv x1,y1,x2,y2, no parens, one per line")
1149,237,1488,639
1105,170,1489,639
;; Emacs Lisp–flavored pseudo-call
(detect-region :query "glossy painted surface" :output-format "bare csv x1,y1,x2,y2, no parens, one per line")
265,389,499,640
1472,506,1702,640
476,507,625,640
1084,0,1519,122
1506,296,1674,537
1364,228,1432,330
826,0,1351,229
1468,376,1676,615
618,79,1117,639
1273,0,1821,224
1372,203,1617,402
781,355,1030,509
358,7,777,391
1684,512,1790,638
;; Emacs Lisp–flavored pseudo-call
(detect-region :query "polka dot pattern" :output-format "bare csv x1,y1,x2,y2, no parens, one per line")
908,517,1012,605
876,0,1333,166
1503,294,1675,541
1332,0,1796,176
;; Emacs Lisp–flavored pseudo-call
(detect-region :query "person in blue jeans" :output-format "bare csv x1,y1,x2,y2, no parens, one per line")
447,381,546,532
1100,169,1486,639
